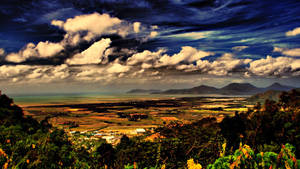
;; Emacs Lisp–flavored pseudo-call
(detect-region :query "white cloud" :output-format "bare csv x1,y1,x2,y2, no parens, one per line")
286,27,300,36
5,12,157,64
248,55,300,76
273,47,284,53
157,46,213,67
133,22,141,33
66,38,111,65
149,31,158,38
0,64,70,83
273,47,300,57
35,41,64,58
6,53,25,63
127,49,166,66
0,65,32,79
107,62,131,74
208,53,252,76
5,41,63,63
173,53,252,76
51,12,145,46
52,13,122,35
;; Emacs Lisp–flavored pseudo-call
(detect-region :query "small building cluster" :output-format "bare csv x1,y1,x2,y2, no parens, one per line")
69,128,147,145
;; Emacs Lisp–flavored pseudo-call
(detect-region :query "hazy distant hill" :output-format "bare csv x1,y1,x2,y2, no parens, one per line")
127,89,161,94
219,83,261,95
160,85,219,94
153,83,296,95
264,82,294,91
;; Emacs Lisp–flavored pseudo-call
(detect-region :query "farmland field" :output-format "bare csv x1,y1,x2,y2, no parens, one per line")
21,96,251,133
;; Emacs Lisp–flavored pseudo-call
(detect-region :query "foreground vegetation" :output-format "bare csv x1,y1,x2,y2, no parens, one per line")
0,90,299,168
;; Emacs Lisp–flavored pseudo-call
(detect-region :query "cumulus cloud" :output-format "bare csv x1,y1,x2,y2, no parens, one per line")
248,56,300,76
273,47,300,57
52,13,122,38
2,51,300,85
52,12,150,46
5,12,156,64
0,64,69,83
35,41,64,58
174,53,252,76
66,38,111,65
0,65,32,79
208,53,252,76
127,49,166,66
107,62,131,74
157,46,213,67
286,27,300,36
6,42,64,63
125,48,253,76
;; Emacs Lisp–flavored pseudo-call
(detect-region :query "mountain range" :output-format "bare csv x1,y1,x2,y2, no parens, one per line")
128,83,296,95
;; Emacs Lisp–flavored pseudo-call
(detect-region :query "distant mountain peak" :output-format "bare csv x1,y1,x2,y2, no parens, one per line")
265,83,294,91
128,82,297,95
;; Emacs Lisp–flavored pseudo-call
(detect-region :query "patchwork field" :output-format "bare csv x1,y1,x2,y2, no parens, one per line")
23,96,251,133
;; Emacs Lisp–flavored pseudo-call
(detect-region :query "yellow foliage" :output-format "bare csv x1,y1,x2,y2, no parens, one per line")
0,148,8,158
220,142,226,157
285,161,291,169
3,162,8,169
187,159,202,169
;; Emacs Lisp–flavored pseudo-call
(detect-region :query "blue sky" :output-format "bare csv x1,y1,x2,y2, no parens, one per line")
0,0,300,93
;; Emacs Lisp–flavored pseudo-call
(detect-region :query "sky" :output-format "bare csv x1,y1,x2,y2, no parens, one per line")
0,0,300,94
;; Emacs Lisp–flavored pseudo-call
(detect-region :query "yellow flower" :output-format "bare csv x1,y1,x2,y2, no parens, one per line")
32,144,36,149
161,164,166,169
187,159,202,169
187,159,195,168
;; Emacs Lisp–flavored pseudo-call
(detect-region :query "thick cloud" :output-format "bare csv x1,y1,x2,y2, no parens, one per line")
248,56,300,76
6,42,64,63
52,12,152,46
52,13,123,43
0,64,69,83
107,62,131,74
286,27,300,36
156,46,213,67
127,49,166,66
174,53,252,76
273,47,300,57
66,38,111,65
5,12,154,63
